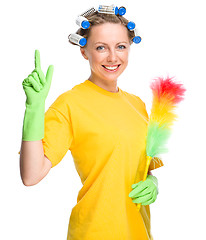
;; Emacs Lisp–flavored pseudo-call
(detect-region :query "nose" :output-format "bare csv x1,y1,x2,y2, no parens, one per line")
107,49,118,63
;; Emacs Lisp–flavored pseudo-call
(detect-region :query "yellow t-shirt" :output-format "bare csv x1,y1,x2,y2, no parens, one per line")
42,79,163,240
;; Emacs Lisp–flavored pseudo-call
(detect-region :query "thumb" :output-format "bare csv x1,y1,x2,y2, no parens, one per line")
46,65,54,85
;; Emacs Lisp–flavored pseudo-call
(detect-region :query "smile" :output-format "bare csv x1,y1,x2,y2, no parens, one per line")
102,64,121,72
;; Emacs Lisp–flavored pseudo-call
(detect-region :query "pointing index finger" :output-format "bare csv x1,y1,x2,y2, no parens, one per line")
35,49,41,69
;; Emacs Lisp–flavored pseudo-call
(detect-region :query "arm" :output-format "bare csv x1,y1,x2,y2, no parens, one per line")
20,140,52,186
20,50,54,186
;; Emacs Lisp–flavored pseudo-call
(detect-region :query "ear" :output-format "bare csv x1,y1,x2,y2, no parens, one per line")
80,47,88,60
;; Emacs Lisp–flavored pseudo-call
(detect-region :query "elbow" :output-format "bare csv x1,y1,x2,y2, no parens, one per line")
21,177,40,186
20,171,34,186
20,165,42,187
22,179,36,187
23,181,36,187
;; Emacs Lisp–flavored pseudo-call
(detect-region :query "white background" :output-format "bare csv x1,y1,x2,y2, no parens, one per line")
1,0,206,239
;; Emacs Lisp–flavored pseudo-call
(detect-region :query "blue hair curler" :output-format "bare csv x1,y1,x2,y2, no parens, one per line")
127,21,136,31
132,29,141,44
133,36,141,44
68,33,87,47
80,7,96,17
98,5,119,15
118,6,126,16
76,16,90,29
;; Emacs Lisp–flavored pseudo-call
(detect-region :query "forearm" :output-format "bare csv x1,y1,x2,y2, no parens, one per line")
22,103,45,141
20,140,45,186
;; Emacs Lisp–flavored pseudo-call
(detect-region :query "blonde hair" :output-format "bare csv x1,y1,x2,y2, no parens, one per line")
68,11,135,46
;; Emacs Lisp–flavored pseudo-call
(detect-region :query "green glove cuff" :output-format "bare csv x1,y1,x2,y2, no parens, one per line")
22,102,45,141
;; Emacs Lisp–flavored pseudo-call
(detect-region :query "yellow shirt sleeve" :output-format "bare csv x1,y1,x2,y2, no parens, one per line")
41,93,74,168
17,93,74,163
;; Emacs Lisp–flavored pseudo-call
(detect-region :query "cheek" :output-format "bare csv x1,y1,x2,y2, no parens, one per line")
90,53,105,67
120,52,129,64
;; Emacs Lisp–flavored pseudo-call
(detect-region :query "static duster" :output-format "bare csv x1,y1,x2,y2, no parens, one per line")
137,76,186,211
146,76,186,157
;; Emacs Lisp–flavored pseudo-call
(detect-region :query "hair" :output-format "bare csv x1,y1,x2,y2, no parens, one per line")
68,11,135,46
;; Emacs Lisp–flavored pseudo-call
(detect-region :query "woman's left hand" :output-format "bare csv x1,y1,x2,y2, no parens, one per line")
128,175,158,205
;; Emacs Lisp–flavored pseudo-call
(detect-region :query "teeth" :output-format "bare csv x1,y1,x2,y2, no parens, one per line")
104,65,119,70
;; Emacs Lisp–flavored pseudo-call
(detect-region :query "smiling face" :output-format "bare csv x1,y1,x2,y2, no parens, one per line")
80,23,130,88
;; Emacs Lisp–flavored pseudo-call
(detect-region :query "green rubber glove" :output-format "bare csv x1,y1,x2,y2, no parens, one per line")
22,50,54,141
128,175,158,206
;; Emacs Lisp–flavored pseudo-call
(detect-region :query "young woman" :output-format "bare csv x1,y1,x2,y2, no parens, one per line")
20,5,163,240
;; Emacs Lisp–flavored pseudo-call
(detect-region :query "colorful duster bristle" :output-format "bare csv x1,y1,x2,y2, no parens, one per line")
136,76,186,211
146,76,186,157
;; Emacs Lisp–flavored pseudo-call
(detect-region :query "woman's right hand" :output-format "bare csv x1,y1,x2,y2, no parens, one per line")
22,49,54,106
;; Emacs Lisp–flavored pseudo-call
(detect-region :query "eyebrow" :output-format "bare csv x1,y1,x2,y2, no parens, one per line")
94,41,129,45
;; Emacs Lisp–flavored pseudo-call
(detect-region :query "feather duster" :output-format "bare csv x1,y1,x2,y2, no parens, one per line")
137,76,186,211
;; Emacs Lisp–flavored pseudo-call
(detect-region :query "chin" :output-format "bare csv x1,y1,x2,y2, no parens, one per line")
102,75,120,82
101,72,123,82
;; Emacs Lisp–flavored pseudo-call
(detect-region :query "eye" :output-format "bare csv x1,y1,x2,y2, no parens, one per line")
96,46,105,51
118,45,126,49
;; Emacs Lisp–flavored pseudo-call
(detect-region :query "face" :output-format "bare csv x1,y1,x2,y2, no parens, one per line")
80,23,130,84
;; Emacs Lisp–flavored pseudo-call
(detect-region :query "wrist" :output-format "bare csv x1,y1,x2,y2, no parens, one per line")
22,103,45,141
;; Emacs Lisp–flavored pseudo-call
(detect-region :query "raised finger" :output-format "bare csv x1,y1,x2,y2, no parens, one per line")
35,49,41,69
46,65,54,83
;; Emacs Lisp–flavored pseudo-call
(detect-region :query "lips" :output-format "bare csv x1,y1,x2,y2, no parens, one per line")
102,64,121,72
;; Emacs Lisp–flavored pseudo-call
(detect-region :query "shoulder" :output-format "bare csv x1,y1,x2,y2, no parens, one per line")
121,90,149,119
48,81,89,115
122,90,146,108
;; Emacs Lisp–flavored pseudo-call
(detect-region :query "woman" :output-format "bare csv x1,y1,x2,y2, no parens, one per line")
20,5,163,240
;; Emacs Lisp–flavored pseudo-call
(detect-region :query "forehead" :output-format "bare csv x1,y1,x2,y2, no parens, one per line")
88,23,129,43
